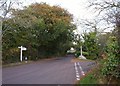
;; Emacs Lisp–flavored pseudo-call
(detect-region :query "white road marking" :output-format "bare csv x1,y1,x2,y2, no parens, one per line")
77,62,85,76
74,62,86,81
76,78,80,80
76,75,79,78
74,62,80,80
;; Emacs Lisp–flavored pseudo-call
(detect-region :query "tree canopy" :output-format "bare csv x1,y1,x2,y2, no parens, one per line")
2,3,76,63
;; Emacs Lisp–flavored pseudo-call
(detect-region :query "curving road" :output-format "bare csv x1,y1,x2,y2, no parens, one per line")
2,55,96,84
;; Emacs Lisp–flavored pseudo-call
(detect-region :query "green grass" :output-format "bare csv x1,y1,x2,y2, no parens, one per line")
78,59,120,85
80,73,98,84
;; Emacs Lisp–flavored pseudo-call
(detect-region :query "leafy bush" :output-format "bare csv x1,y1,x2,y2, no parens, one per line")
82,51,89,56
75,51,80,57
102,36,120,78
2,48,20,64
82,32,100,60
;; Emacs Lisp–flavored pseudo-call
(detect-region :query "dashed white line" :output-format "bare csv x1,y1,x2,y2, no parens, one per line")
74,62,80,80
76,78,80,80
77,62,85,76
74,62,86,80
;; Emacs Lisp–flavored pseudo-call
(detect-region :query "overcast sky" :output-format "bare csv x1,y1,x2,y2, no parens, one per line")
20,0,97,34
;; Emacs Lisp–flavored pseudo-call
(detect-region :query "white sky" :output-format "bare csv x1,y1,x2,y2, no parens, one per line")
20,0,97,34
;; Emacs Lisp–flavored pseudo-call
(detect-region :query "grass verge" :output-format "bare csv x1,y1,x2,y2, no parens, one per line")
71,58,96,63
78,59,120,85
80,72,98,84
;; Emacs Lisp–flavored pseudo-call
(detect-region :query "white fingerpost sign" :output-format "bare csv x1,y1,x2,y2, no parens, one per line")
79,46,86,60
18,46,27,62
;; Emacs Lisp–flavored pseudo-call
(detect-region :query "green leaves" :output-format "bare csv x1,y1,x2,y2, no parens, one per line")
102,36,120,78
2,3,76,63
82,32,99,59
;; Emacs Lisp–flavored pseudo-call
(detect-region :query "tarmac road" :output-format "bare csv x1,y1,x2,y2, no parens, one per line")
2,55,96,84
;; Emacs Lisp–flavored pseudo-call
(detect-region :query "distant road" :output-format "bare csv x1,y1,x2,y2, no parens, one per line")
2,55,96,84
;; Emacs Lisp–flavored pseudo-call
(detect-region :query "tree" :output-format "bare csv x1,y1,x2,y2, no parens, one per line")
88,0,120,54
88,0,120,82
82,31,100,60
2,3,76,63
0,0,22,62
0,0,22,33
0,0,23,19
102,36,120,83
79,19,101,33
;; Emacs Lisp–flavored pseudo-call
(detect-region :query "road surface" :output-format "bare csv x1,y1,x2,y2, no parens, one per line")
2,55,96,84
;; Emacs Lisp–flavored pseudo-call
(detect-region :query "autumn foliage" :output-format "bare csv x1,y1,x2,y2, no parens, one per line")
2,3,76,63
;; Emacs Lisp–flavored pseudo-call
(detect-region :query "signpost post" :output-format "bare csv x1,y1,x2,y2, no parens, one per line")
18,46,27,62
80,46,82,56
79,46,86,60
